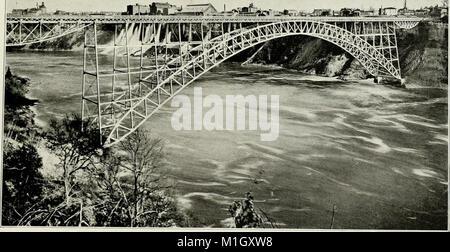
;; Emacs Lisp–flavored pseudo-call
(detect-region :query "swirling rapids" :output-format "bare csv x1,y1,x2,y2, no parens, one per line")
6,51,448,229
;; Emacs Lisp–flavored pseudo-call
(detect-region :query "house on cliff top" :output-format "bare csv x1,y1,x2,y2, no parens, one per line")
177,3,218,16
12,2,47,16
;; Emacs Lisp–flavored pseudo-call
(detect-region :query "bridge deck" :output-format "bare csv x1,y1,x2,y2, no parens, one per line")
7,15,425,24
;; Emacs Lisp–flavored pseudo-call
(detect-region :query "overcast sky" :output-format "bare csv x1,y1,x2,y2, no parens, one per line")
6,0,443,12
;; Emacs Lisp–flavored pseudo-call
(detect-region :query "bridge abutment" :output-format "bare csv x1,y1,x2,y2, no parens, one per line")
401,78,406,85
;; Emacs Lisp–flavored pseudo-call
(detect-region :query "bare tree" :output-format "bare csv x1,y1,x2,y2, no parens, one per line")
18,121,184,227
97,129,182,227
45,114,102,204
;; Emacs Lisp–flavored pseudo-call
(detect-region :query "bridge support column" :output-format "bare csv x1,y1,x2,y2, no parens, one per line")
374,76,383,84
400,78,406,88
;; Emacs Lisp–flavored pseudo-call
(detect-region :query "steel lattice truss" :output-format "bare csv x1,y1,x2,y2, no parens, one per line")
6,15,421,47
77,19,421,146
6,21,89,46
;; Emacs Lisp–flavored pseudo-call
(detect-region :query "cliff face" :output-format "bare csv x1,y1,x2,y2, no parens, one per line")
238,36,367,79
397,22,448,87
240,22,448,86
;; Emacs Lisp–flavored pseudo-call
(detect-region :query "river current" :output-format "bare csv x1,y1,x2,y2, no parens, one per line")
6,50,448,229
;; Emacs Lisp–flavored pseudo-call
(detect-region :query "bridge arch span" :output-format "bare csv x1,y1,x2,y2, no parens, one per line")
99,20,404,146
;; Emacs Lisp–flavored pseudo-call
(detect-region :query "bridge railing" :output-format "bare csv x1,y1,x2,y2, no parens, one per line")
6,14,425,24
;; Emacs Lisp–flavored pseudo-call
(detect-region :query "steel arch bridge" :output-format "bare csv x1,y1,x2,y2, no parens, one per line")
6,15,422,146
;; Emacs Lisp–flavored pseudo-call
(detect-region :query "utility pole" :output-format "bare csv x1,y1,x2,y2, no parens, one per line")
330,204,337,229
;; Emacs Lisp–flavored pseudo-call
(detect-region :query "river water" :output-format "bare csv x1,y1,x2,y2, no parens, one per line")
6,50,448,229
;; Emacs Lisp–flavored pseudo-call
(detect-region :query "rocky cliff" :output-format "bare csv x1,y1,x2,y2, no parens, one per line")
238,22,448,87
397,22,448,87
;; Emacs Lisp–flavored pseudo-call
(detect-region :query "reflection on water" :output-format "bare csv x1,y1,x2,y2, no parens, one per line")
6,51,448,229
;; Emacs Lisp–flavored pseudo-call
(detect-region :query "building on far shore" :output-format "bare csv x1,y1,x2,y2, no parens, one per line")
283,9,299,16
150,2,178,15
360,9,376,16
340,8,362,16
257,9,280,17
413,9,428,16
177,3,217,16
240,3,260,15
380,7,397,16
127,4,150,15
311,9,332,16
231,3,260,16
12,2,47,16
54,10,69,15
398,8,415,16
398,0,415,16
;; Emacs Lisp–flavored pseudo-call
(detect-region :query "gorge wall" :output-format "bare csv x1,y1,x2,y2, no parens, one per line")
236,22,448,87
